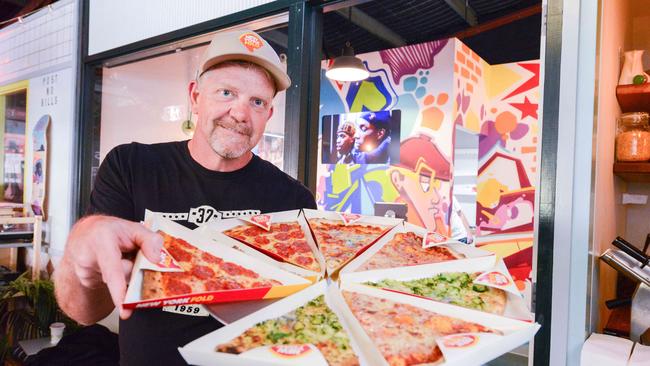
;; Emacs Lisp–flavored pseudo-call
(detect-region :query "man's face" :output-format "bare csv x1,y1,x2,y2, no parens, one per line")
336,131,354,154
354,118,384,152
190,64,275,159
392,167,442,231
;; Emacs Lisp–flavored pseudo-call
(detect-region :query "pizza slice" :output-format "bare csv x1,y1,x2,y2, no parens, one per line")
308,218,389,273
141,232,281,300
224,222,320,272
358,231,465,271
365,272,507,315
216,295,359,366
342,291,500,366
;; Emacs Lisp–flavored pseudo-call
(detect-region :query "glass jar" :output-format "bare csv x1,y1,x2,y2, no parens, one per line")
616,112,650,162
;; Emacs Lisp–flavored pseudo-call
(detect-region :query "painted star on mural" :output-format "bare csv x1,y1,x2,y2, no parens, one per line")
509,96,538,120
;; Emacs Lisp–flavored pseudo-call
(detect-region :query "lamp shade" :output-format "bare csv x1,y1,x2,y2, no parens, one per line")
326,43,369,82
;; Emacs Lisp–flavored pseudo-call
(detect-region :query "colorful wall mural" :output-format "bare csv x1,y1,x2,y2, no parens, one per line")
316,38,540,293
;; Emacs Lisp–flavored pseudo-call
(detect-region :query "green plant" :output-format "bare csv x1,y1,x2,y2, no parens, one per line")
0,273,79,362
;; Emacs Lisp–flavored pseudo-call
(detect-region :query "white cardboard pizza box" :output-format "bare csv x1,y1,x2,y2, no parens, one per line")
123,214,311,309
340,221,495,274
334,281,540,366
178,280,373,366
202,209,326,279
339,258,533,321
302,209,402,276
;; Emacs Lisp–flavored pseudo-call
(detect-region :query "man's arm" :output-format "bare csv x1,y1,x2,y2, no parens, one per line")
54,215,162,324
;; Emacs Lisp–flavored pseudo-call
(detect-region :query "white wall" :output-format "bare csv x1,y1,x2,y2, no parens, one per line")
0,0,78,260
88,0,274,55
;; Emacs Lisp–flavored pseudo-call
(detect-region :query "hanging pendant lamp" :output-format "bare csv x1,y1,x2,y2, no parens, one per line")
325,41,369,82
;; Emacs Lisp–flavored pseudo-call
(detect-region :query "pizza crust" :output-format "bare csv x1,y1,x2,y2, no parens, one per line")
141,270,164,300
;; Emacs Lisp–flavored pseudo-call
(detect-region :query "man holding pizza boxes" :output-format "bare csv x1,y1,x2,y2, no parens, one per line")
54,30,316,365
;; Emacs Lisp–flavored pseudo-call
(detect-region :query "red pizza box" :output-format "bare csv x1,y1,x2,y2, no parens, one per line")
341,222,495,274
179,281,372,366
202,209,326,279
123,214,311,309
339,257,533,321
302,209,402,276
334,281,540,366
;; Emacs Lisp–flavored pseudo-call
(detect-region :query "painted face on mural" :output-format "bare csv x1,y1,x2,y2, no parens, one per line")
354,117,386,152
191,63,275,159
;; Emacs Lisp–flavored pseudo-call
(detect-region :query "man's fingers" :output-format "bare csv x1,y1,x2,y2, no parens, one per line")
122,222,163,264
97,244,128,311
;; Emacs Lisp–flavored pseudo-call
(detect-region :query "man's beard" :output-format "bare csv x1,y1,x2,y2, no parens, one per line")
208,119,254,159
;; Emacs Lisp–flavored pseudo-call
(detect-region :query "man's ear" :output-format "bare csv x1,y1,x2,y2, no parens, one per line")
377,128,387,141
267,106,274,121
390,170,405,190
189,80,200,114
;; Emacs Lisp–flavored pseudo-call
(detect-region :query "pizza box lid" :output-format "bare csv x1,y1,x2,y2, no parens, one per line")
178,280,374,366
340,222,495,274
203,210,326,278
339,258,533,321
335,281,540,366
123,213,311,309
302,209,402,276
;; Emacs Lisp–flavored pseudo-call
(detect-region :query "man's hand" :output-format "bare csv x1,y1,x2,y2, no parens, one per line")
55,215,163,323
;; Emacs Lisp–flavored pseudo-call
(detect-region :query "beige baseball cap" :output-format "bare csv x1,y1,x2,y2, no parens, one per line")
198,29,291,92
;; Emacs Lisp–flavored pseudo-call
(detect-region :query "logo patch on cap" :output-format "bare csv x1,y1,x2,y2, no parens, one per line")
239,33,263,52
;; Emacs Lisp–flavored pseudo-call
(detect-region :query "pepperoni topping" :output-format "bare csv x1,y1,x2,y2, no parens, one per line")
293,240,311,253
254,236,270,245
295,255,314,266
205,278,244,291
166,245,192,262
173,238,194,250
165,278,192,296
201,252,223,265
273,242,297,258
191,265,215,280
289,230,304,239
278,223,291,232
243,227,263,236
221,262,259,278
274,232,290,241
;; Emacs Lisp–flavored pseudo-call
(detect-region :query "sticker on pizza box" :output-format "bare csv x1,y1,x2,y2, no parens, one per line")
239,344,328,366
436,332,502,361
337,212,362,225
137,247,184,273
474,270,521,296
242,214,272,231
422,231,450,248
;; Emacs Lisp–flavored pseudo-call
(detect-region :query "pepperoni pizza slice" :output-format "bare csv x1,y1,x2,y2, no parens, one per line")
223,222,320,272
358,231,465,271
307,218,389,273
141,232,281,300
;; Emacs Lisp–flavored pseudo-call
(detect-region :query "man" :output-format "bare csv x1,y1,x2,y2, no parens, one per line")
54,30,316,365
334,121,355,163
352,111,391,164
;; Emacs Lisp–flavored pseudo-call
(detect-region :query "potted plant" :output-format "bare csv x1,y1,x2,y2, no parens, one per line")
0,272,78,362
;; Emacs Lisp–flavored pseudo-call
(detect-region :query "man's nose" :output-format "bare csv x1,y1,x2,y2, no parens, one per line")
228,98,249,122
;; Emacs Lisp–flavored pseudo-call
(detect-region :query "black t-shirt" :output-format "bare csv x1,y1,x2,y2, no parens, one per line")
87,140,316,366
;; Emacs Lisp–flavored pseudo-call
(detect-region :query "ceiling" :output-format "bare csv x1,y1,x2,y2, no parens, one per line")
320,0,542,64
0,0,56,30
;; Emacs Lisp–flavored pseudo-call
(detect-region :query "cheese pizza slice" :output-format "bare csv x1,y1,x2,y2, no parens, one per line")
308,218,389,273
141,232,281,300
224,222,320,272
342,291,500,366
358,231,465,271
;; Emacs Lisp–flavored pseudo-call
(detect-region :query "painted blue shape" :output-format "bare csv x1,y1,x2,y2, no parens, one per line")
318,69,347,126
345,75,393,112
420,77,428,84
415,86,426,99
403,76,418,92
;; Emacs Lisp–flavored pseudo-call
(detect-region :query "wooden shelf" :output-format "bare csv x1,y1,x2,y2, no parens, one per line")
617,84,650,113
613,162,650,182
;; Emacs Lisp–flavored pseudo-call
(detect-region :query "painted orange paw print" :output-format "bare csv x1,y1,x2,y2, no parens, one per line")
420,93,449,131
